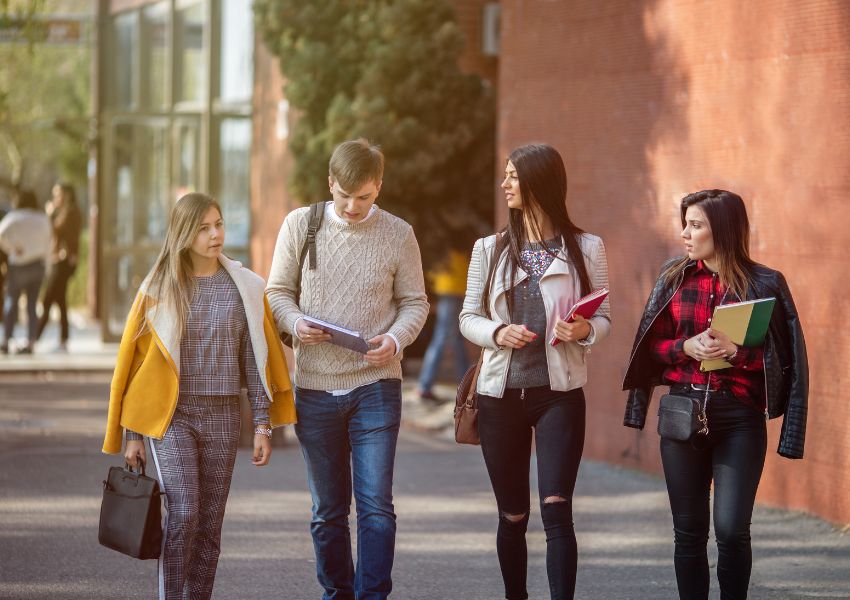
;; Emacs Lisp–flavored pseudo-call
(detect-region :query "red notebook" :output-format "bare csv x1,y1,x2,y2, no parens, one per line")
549,288,609,346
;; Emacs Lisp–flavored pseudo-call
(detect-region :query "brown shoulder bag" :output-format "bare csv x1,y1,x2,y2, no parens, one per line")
454,350,484,445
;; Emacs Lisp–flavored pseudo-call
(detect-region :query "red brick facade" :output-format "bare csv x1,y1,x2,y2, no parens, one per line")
250,43,292,281
497,0,850,524
450,0,499,86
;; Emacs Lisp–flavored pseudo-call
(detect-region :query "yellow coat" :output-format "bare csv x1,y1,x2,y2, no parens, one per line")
429,250,469,296
102,256,296,455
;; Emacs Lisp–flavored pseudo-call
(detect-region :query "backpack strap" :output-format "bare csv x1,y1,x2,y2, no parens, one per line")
306,201,324,269
294,202,325,302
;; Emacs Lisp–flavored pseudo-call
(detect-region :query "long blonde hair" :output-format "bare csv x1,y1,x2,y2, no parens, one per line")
134,193,222,340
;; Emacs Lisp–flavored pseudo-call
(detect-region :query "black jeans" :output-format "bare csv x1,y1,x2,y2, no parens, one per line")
478,386,585,600
660,388,767,600
37,259,76,343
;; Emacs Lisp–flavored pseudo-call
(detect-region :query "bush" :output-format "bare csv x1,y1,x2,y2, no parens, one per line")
254,0,495,268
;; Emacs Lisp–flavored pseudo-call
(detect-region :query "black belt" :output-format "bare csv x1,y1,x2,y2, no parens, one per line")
670,383,725,395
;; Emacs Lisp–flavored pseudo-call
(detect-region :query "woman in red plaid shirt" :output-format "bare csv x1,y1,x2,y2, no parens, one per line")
622,189,808,600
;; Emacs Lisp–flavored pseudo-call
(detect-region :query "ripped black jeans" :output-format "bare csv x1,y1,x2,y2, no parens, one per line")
478,386,586,600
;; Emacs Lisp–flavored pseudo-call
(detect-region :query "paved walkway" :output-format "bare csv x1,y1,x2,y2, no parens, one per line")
1,378,849,599
1,316,849,598
0,309,117,373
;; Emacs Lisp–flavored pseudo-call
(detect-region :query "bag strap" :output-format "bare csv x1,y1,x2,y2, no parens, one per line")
698,286,732,436
481,232,506,320
125,461,146,476
464,234,504,405
294,202,325,302
697,373,711,435
465,350,485,407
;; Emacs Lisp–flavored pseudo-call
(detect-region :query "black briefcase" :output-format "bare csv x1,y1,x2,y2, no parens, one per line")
98,463,163,559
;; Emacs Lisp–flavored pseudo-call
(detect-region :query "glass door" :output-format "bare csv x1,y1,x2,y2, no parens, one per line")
101,118,171,338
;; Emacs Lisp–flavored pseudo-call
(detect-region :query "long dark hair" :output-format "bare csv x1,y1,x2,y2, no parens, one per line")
13,189,38,210
662,189,756,299
481,144,592,316
55,182,77,206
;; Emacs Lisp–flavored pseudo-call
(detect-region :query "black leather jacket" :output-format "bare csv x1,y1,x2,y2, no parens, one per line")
622,259,808,459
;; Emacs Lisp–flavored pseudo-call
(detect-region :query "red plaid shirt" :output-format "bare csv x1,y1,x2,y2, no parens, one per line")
649,261,766,411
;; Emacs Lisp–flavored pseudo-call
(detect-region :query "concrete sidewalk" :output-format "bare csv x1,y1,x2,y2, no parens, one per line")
1,377,849,599
2,318,849,595
0,309,117,374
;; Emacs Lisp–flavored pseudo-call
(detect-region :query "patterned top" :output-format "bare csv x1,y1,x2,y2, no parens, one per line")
127,267,269,441
649,261,765,411
506,237,561,389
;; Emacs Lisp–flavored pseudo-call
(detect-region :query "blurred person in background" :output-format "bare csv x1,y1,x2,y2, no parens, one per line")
0,189,51,354
0,199,7,324
36,182,82,351
417,234,473,404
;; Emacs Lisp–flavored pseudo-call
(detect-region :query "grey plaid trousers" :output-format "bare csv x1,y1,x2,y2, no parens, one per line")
149,395,241,600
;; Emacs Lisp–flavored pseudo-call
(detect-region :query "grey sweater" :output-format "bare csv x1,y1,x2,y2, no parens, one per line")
266,204,429,390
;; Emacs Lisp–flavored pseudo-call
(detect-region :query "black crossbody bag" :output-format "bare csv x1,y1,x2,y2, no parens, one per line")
658,286,733,442
657,374,712,442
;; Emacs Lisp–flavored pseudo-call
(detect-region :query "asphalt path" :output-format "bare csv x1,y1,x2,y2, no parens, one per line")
0,378,848,599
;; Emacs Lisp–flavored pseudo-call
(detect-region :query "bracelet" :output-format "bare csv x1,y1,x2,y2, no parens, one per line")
493,324,507,350
726,347,738,361
254,427,272,438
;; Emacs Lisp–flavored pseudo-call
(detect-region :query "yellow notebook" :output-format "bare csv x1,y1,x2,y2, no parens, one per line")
700,297,776,371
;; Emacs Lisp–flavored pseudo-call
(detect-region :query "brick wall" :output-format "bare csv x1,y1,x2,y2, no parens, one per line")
449,0,500,86
250,42,295,281
498,0,850,524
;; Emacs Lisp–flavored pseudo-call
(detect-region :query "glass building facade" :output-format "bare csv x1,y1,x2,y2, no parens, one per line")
97,0,254,339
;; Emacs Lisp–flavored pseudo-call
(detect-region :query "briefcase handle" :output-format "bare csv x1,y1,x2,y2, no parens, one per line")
103,461,153,494
125,461,147,477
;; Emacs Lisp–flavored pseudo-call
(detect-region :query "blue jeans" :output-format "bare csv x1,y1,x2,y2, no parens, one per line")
3,260,45,343
295,379,402,600
418,295,470,392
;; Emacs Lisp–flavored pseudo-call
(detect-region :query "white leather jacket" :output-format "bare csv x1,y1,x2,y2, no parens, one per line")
459,233,611,398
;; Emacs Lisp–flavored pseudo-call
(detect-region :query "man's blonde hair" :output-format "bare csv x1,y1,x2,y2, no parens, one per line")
329,138,384,191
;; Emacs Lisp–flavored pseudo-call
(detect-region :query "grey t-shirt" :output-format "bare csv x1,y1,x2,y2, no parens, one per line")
506,237,561,389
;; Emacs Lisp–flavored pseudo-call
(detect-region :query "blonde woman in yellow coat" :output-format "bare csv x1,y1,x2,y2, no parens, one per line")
102,193,295,600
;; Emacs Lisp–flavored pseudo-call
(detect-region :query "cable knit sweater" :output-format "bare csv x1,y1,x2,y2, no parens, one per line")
266,203,429,390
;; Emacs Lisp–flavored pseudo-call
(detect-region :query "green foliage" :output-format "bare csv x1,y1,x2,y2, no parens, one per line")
254,0,495,266
0,0,46,44
0,0,90,193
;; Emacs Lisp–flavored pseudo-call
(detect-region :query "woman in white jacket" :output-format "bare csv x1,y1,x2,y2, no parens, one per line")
459,143,610,600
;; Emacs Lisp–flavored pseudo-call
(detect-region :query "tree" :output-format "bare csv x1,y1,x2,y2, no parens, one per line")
254,0,495,266
0,0,90,195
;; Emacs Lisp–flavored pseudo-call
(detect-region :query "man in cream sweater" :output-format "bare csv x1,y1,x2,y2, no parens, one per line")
266,139,428,599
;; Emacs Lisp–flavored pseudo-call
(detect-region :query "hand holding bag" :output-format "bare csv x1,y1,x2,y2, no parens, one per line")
98,462,163,559
454,350,483,445
657,375,712,442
